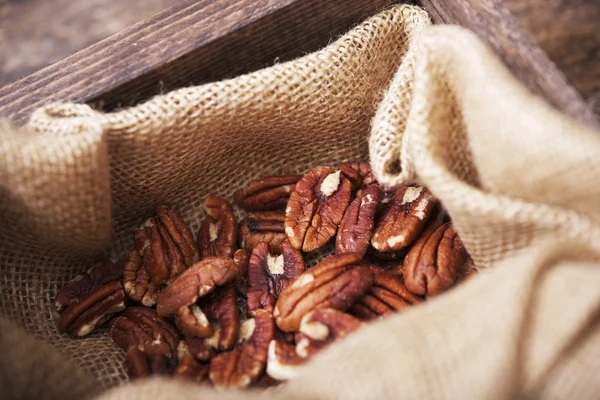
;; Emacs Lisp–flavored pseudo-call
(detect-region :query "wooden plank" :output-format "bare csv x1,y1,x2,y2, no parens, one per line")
419,0,599,128
1,0,183,85
505,0,600,117
0,0,396,125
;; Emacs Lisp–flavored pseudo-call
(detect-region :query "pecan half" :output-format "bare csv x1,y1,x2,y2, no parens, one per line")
336,184,383,257
209,310,274,390
197,195,237,259
349,266,423,320
156,205,200,279
109,307,179,356
238,212,287,253
174,342,210,383
185,336,215,363
339,161,377,191
247,240,305,315
371,185,436,252
403,222,470,297
295,308,363,359
123,250,158,307
266,340,306,381
124,347,151,380
285,166,352,252
273,253,373,332
175,304,213,338
55,259,124,313
201,283,241,352
234,175,302,211
57,281,126,337
157,257,238,317
127,206,198,305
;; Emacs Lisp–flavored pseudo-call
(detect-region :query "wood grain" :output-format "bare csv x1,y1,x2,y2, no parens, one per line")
505,0,600,117
1,0,183,85
0,0,396,125
419,0,599,128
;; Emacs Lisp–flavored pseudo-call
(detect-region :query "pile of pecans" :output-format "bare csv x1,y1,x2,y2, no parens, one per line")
54,162,475,389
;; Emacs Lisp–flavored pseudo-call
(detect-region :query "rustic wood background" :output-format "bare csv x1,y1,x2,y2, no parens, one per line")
1,0,599,121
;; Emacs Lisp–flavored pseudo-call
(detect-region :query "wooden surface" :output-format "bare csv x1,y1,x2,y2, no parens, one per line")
1,0,599,128
505,0,600,117
0,0,396,125
1,0,183,85
419,0,599,128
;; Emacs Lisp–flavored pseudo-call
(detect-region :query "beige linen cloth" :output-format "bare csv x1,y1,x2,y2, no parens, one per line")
1,5,599,400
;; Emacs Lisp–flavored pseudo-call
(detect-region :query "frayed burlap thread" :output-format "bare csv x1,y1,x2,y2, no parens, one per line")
2,4,600,400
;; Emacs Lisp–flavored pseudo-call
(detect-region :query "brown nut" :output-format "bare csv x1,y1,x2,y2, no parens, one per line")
371,185,436,252
285,166,352,252
339,161,377,191
247,240,305,315
123,250,158,307
349,266,423,320
403,222,470,297
185,336,216,363
238,212,287,253
109,307,179,356
174,342,210,383
124,347,151,380
273,253,373,332
234,175,302,211
156,256,238,317
134,217,170,286
175,304,213,338
197,195,237,259
233,249,250,290
336,184,383,257
55,259,124,313
156,205,200,280
295,308,364,359
209,310,275,390
57,281,126,338
266,340,306,381
201,283,241,352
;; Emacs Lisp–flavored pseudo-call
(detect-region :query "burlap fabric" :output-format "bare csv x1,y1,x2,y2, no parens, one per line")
1,4,599,399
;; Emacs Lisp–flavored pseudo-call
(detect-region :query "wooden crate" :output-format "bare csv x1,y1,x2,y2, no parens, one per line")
0,0,597,128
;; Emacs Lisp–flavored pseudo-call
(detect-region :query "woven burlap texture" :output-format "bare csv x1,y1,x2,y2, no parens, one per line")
1,3,599,399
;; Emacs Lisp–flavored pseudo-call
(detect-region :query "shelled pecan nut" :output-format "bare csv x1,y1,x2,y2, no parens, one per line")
55,259,124,313
157,256,238,317
295,308,363,359
209,310,274,390
109,307,179,356
57,280,126,338
127,206,199,305
197,195,237,259
336,184,383,257
266,339,306,381
371,185,436,252
247,240,305,315
238,212,287,253
124,347,151,380
285,166,352,252
174,342,210,383
234,175,302,211
123,249,158,307
349,266,423,320
403,222,470,297
339,161,377,191
185,336,216,363
156,205,200,279
233,249,250,289
201,283,241,352
175,304,213,338
273,253,373,332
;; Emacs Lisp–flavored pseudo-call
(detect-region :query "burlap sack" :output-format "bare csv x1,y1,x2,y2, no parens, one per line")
1,4,599,400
